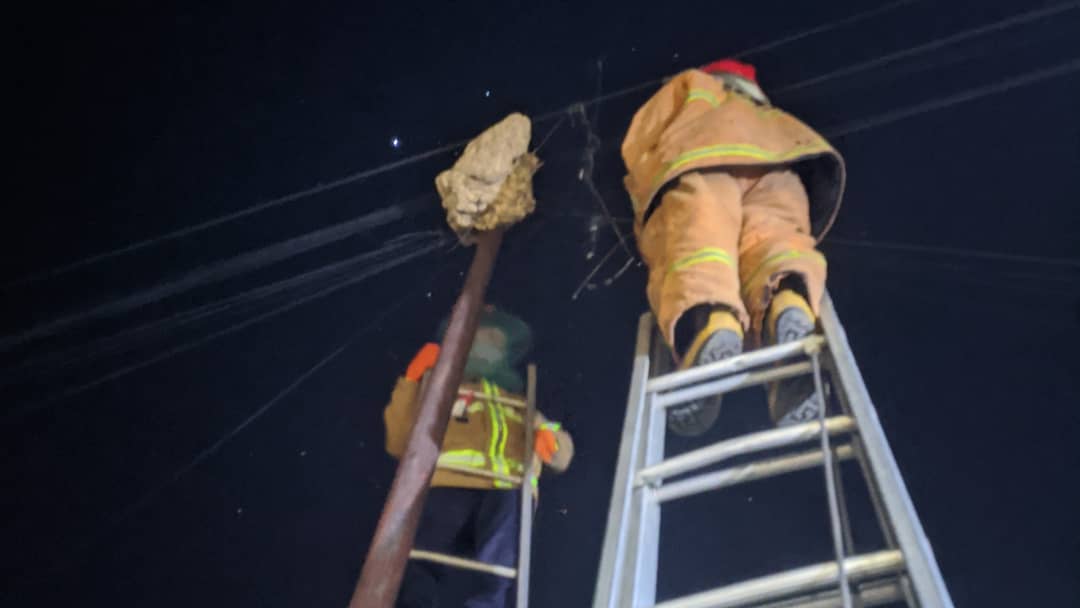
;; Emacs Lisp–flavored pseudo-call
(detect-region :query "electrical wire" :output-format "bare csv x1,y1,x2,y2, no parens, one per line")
826,238,1080,269
4,235,451,422
0,196,432,354
0,231,445,388
775,2,1078,94
823,58,1080,138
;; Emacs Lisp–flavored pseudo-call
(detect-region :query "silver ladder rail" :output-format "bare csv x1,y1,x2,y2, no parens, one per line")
593,293,952,608
407,364,538,607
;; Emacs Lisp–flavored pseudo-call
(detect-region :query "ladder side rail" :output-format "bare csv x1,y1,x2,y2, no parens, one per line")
516,364,538,608
630,393,664,607
829,447,858,559
810,351,853,607
593,314,655,608
825,355,919,607
820,293,953,607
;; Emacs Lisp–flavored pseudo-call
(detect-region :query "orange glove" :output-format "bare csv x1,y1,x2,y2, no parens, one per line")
405,343,440,382
534,428,558,464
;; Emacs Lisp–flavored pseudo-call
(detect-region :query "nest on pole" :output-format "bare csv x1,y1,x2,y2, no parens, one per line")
435,113,540,244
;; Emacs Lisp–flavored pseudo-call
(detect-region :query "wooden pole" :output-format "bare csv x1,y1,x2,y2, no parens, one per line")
348,229,505,608
349,230,509,608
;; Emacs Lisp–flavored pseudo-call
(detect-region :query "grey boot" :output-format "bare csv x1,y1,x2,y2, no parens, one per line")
668,309,743,437
767,307,824,426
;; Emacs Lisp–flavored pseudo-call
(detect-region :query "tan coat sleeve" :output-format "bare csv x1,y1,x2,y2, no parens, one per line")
383,376,420,458
534,411,574,474
621,72,692,198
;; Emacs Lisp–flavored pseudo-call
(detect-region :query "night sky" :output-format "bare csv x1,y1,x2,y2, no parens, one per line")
4,1,1079,606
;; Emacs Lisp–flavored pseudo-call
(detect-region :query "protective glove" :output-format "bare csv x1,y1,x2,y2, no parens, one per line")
405,343,440,382
534,428,559,464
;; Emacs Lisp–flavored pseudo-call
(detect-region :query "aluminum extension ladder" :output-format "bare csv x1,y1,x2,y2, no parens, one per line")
593,293,953,608
407,365,538,608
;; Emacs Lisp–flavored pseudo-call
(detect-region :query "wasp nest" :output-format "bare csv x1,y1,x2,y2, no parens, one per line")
436,113,540,244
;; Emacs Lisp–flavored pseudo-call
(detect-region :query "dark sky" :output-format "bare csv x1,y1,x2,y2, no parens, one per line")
4,0,1079,606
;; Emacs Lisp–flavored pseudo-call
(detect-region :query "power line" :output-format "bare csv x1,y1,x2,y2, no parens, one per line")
732,0,922,59
3,147,462,289
0,196,432,354
823,58,1080,138
4,236,451,422
0,231,444,387
826,237,1080,269
776,2,1078,94
535,0,921,122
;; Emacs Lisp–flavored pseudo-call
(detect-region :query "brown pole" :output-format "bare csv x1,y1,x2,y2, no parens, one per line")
348,228,505,608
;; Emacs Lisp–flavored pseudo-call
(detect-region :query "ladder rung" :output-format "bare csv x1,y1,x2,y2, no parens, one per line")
647,335,824,394
728,575,905,608
651,550,905,608
654,362,813,410
652,444,855,504
456,388,528,409
637,417,856,486
409,549,518,579
436,463,523,485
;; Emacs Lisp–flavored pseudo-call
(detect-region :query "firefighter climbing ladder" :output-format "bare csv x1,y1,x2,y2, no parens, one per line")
593,293,954,608
405,365,538,608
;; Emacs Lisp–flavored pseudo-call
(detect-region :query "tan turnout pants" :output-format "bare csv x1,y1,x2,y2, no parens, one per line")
637,167,827,352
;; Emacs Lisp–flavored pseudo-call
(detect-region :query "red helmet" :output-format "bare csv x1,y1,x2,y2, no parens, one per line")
701,59,758,83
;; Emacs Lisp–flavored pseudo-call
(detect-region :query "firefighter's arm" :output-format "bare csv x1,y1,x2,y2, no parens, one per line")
533,413,574,474
383,343,440,458
383,376,419,458
621,71,691,166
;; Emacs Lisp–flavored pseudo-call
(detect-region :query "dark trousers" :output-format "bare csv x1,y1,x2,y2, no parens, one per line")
396,487,520,608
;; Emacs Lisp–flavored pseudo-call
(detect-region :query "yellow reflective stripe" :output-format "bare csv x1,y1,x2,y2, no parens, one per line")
653,142,830,187
530,476,539,489
502,408,523,424
670,247,734,273
467,403,485,414
684,88,721,108
494,386,510,477
484,380,513,489
438,450,486,468
539,422,561,432
483,380,501,486
742,250,827,295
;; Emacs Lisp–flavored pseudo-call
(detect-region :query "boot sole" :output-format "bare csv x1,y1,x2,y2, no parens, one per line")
668,330,742,437
768,308,824,426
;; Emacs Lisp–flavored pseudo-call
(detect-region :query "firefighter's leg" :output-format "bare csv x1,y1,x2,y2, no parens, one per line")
639,171,750,354
638,171,755,435
738,167,826,425
467,489,520,608
398,487,479,608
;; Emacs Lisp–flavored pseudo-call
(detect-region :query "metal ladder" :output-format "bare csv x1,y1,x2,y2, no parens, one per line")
407,365,538,608
593,293,953,608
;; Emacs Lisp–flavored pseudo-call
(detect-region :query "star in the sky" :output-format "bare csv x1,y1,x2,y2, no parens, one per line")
390,136,401,149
